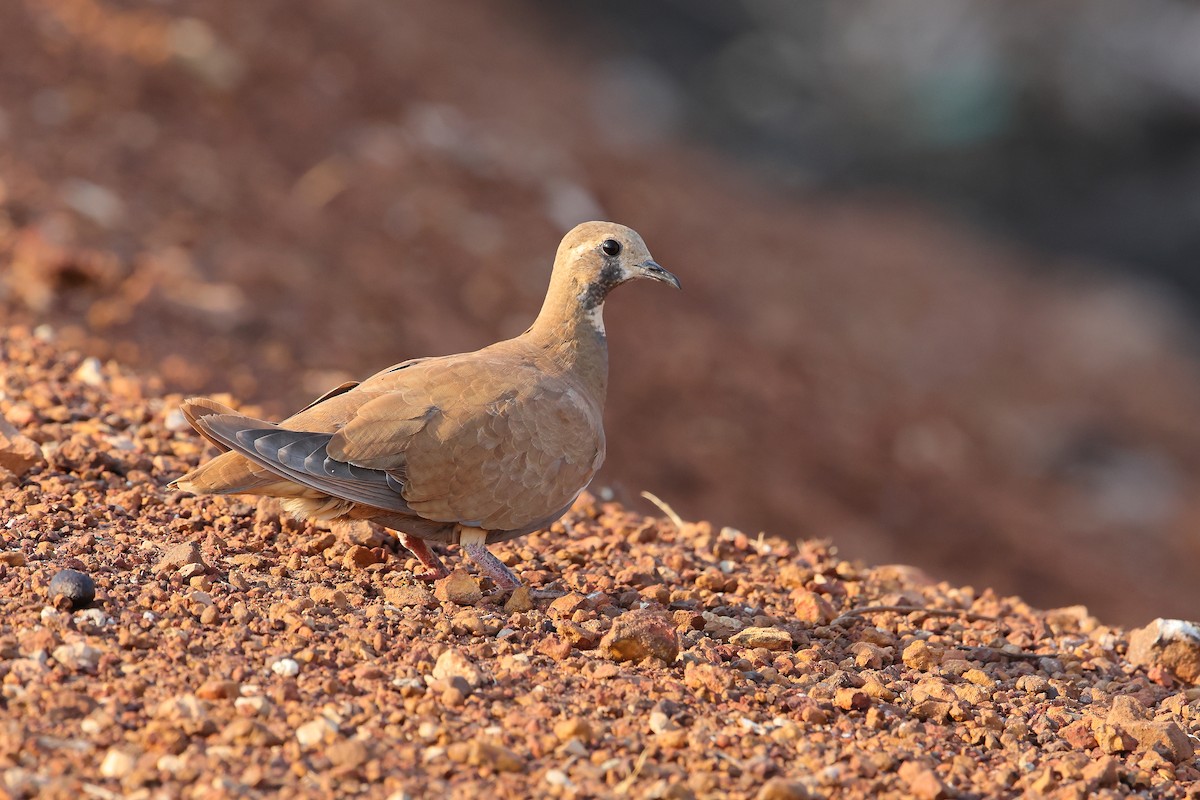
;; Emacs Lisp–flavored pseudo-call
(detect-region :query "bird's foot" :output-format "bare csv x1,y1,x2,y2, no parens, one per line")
459,528,521,590
413,566,450,583
398,533,450,582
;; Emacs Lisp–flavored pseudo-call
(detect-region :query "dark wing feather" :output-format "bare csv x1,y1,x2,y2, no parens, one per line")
194,414,416,514
294,381,360,414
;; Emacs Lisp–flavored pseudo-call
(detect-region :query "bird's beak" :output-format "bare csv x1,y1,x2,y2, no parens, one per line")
640,259,681,289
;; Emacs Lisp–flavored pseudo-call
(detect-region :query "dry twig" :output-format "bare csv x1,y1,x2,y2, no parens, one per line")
640,490,685,531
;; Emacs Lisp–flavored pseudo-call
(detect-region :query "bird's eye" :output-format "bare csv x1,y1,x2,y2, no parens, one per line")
600,239,622,257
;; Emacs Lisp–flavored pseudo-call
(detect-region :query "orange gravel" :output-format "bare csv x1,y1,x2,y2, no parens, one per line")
2,326,1199,799
6,0,1200,625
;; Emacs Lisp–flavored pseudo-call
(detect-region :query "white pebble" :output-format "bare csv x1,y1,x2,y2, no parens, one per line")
270,657,300,677
164,408,189,432
235,696,270,717
74,608,110,627
545,769,572,787
52,642,101,672
72,357,105,387
157,754,187,774
295,717,337,749
100,748,136,778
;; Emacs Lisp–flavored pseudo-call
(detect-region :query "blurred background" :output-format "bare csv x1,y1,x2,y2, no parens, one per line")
1,0,1199,624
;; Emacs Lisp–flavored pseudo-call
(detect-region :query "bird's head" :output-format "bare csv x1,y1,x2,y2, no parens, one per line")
554,221,680,309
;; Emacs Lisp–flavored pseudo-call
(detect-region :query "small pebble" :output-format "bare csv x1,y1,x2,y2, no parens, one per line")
197,679,240,700
648,710,680,735
435,570,483,606
599,609,679,663
553,718,594,743
729,626,793,651
235,696,271,717
431,648,487,689
74,608,110,629
99,748,136,779
756,778,812,800
296,717,338,749
49,569,96,609
467,741,524,773
504,585,533,612
902,640,942,671
156,541,205,574
1127,618,1200,684
327,738,368,769
384,585,436,608
271,657,300,677
51,641,102,671
343,544,382,570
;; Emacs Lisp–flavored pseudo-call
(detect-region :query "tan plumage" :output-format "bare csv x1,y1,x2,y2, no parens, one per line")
171,221,679,588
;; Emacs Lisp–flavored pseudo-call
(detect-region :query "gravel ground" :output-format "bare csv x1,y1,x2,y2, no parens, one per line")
3,326,1200,799
8,0,1200,624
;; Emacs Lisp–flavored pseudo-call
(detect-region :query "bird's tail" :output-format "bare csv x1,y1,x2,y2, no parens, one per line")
179,397,239,452
170,397,289,495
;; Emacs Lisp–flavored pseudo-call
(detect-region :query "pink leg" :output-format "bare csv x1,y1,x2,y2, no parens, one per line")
459,528,521,589
398,533,449,582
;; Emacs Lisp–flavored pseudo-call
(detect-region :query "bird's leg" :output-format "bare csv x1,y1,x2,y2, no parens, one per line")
397,533,450,582
458,527,521,590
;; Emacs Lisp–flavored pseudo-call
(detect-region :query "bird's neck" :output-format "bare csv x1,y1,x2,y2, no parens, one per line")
527,284,610,403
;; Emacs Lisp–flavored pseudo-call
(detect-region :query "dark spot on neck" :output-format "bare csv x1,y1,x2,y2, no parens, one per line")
581,262,624,310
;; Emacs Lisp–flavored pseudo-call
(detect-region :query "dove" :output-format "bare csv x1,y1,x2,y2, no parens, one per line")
171,221,679,589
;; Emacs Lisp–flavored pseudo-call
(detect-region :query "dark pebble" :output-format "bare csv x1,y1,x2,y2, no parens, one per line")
49,569,96,609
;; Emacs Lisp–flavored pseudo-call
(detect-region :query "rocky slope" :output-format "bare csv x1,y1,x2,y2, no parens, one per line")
6,0,1200,623
2,327,1199,799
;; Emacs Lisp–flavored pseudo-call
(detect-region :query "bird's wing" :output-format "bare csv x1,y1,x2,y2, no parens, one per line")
190,413,415,513
330,355,605,530
173,357,439,499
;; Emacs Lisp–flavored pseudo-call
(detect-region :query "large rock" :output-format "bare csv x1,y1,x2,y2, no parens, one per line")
432,648,487,689
1097,695,1194,762
599,609,679,664
1127,618,1200,684
0,417,43,478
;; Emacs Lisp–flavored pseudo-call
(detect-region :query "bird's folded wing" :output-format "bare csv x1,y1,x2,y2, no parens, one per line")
326,354,531,469
325,394,438,469
329,368,604,530
193,413,415,513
